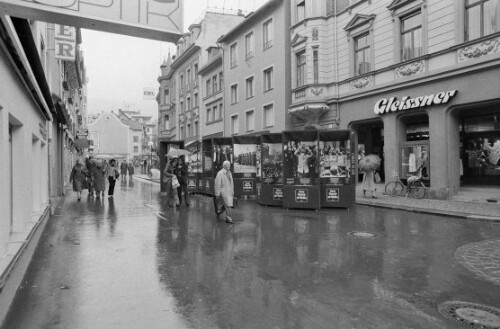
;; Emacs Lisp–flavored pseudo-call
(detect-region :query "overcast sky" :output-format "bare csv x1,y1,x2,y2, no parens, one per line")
82,0,269,119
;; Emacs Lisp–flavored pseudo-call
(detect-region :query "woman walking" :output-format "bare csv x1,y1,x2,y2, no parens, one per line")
359,154,381,199
163,158,180,207
70,159,88,201
106,159,119,198
176,157,190,206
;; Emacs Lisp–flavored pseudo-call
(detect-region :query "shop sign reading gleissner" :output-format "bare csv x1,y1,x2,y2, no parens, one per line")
0,0,183,42
374,90,457,115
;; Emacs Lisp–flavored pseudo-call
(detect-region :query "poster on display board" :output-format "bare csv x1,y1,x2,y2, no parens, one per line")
212,138,233,175
283,131,319,186
260,142,283,184
232,136,258,178
326,188,340,202
202,139,214,178
184,141,202,176
273,187,283,200
319,140,353,185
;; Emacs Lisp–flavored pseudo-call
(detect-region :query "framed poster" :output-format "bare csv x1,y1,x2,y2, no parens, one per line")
319,140,352,185
273,187,283,200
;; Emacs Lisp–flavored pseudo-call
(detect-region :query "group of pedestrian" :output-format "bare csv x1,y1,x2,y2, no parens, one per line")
163,157,234,224
120,161,135,181
70,157,134,201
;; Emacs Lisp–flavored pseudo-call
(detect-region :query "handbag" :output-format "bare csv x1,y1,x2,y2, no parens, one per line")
171,176,180,188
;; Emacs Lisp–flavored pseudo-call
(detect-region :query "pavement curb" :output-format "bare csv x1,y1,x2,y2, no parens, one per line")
356,199,500,223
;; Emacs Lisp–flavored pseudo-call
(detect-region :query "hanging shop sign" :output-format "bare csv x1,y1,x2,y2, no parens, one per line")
55,24,76,61
0,0,183,42
374,90,457,115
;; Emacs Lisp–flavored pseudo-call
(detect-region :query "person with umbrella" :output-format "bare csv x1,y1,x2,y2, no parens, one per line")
359,154,381,199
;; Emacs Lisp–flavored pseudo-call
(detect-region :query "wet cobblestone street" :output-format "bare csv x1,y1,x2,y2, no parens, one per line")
3,178,500,329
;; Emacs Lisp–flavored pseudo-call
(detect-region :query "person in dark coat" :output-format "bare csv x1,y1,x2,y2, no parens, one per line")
128,162,135,178
175,157,190,206
70,159,89,201
120,161,128,181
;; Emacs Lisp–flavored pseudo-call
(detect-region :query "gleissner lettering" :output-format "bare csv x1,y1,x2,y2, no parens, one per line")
374,90,457,115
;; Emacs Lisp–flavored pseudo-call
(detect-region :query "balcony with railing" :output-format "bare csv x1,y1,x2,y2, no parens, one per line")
291,84,329,104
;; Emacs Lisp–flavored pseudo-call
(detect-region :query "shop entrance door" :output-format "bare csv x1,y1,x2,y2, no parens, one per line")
351,120,384,182
461,111,500,186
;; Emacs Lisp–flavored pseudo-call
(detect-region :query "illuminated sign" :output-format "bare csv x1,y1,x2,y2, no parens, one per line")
374,90,457,115
0,0,183,42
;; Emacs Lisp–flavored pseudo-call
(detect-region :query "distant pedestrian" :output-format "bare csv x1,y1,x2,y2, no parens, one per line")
163,158,180,207
175,157,190,206
214,160,234,223
70,159,89,201
120,161,128,181
93,161,106,198
106,159,119,198
85,157,96,197
128,161,135,178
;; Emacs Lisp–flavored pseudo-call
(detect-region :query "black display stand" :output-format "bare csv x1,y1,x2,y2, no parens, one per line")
318,130,357,208
283,185,321,210
258,133,284,206
282,130,320,209
232,135,258,196
260,184,284,206
158,139,184,194
202,139,214,196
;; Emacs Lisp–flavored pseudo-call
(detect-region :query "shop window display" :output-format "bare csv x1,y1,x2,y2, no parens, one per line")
401,143,429,181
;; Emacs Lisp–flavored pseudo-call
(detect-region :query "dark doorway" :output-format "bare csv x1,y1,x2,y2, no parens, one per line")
351,120,385,182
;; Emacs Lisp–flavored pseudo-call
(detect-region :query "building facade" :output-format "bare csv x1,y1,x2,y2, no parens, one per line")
156,11,245,143
157,54,176,141
289,0,500,199
219,0,292,136
199,46,224,138
87,112,132,160
0,18,86,322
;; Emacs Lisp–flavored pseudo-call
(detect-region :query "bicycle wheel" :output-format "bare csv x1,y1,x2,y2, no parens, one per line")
410,181,426,199
385,181,404,196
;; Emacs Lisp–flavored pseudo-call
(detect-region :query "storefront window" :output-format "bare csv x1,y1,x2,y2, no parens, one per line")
401,143,429,182
461,113,500,185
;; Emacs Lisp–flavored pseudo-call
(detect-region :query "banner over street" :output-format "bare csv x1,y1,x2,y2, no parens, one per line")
0,0,183,42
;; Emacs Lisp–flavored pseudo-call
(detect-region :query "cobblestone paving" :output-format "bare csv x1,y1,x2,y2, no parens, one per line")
455,238,500,286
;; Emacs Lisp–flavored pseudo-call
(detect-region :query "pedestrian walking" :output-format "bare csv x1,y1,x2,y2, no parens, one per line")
214,160,234,224
70,159,89,201
120,161,128,181
85,157,96,197
163,158,180,207
93,161,106,198
106,159,119,198
128,161,135,178
175,157,190,206
359,154,381,199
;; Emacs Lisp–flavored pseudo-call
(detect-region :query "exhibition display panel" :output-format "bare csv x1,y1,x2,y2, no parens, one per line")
232,135,258,196
259,133,284,206
318,130,356,208
202,138,214,195
282,130,321,210
184,141,201,193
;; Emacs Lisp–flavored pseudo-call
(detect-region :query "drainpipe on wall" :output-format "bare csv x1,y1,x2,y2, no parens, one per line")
333,1,340,126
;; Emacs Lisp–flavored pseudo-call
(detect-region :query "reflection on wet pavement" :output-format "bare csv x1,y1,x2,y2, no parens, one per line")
3,178,500,329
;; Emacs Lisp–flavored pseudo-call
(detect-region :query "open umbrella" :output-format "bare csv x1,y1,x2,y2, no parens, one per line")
167,148,191,158
359,154,381,172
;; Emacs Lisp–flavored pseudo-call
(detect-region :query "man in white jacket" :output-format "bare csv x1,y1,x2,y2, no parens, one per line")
215,160,234,224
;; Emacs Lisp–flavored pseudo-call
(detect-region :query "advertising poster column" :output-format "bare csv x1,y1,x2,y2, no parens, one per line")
201,138,213,195
184,141,201,194
259,133,284,206
232,136,258,196
282,131,321,210
319,130,357,208
209,138,233,195
159,140,184,194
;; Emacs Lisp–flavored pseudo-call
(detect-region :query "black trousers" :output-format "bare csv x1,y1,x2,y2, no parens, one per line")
177,184,189,204
108,177,116,195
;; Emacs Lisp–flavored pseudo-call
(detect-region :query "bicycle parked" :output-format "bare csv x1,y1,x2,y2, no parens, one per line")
385,170,427,199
